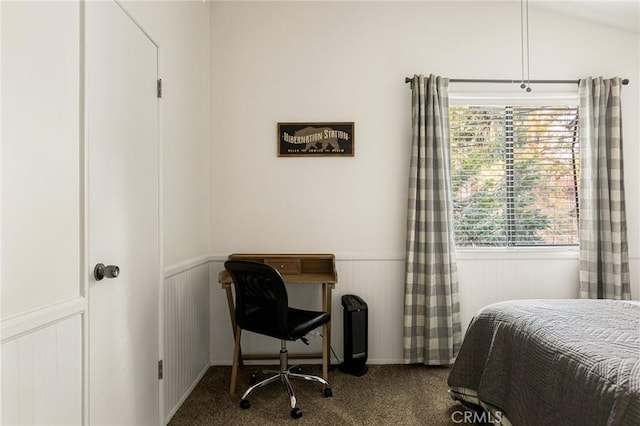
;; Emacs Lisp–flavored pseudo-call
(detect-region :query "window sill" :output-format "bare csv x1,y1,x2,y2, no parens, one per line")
456,247,579,261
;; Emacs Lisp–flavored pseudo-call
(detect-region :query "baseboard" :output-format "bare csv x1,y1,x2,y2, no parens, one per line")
208,358,405,366
164,363,210,424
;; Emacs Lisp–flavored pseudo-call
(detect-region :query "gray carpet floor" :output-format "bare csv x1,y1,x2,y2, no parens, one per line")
168,364,474,425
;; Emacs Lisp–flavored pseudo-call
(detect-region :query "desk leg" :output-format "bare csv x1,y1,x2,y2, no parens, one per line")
322,283,331,381
230,326,242,395
224,285,243,368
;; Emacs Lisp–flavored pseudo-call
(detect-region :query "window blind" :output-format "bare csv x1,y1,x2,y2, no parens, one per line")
450,105,580,247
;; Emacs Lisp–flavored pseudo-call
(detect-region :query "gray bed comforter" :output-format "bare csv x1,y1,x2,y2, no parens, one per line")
448,299,640,425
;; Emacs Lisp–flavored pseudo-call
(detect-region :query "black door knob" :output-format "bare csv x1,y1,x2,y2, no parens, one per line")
94,263,120,281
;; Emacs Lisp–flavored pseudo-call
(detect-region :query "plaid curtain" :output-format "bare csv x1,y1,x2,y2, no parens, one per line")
578,77,631,300
403,74,462,365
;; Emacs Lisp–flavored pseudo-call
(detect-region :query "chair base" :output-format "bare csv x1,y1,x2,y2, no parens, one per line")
239,341,332,419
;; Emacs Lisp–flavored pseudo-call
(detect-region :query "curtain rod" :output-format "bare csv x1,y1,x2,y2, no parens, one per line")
404,77,630,85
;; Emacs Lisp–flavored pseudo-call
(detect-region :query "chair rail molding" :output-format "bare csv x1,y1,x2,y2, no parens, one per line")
1,296,86,343
164,254,215,278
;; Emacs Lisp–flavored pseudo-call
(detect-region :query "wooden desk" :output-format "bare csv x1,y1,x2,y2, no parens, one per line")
219,253,337,394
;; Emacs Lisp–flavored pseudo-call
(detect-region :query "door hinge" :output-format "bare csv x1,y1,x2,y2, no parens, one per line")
158,360,163,380
157,79,162,98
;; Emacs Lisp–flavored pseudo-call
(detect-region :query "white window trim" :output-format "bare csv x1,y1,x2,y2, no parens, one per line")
449,91,581,251
450,91,579,107
456,246,579,260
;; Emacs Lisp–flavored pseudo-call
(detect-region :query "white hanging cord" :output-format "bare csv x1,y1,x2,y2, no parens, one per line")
519,0,532,92
520,0,526,90
525,0,532,92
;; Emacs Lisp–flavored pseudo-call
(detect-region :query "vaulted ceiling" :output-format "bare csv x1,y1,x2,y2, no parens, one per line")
532,0,639,34
207,0,639,35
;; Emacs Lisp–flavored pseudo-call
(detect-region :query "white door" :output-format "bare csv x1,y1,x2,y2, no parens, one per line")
86,1,160,424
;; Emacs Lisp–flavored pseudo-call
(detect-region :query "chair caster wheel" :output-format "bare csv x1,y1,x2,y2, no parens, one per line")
324,387,333,397
291,407,303,419
240,399,250,409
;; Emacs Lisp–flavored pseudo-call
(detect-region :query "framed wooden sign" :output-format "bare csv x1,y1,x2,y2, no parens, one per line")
277,122,354,157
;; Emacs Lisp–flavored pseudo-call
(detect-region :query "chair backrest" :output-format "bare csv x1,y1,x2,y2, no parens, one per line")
224,260,289,339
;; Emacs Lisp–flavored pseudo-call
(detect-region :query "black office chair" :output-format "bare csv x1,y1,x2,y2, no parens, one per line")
224,260,333,419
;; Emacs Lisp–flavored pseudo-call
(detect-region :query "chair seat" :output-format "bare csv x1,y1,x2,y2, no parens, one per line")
244,306,330,341
288,307,330,340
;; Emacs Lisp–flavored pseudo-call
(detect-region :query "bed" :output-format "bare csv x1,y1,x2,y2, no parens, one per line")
447,299,640,425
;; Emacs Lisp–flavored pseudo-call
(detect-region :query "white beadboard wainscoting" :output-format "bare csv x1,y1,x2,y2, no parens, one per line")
1,297,85,425
164,249,640,422
208,251,617,366
209,257,408,365
456,250,580,329
163,257,211,423
3,252,632,425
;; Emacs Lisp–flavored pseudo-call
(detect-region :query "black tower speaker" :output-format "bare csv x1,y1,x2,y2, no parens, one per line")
339,294,368,376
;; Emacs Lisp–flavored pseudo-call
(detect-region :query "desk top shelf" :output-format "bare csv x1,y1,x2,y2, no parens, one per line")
218,253,337,285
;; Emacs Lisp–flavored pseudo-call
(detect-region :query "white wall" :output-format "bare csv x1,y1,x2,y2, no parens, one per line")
1,2,85,423
123,0,211,267
2,1,211,424
209,1,639,259
209,1,640,363
119,1,211,422
1,0,81,319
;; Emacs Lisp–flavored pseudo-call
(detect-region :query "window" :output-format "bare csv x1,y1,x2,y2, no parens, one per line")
449,104,579,247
